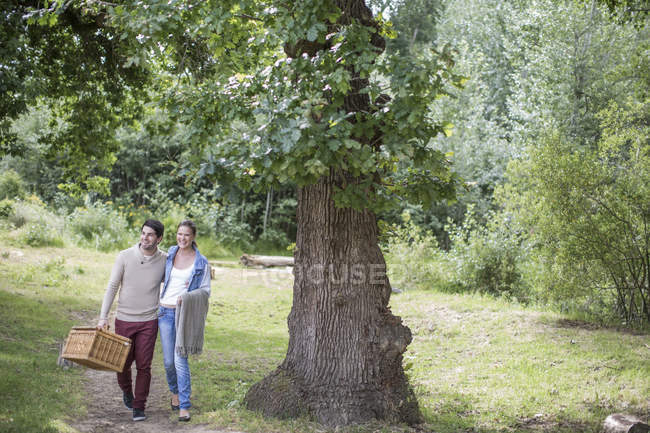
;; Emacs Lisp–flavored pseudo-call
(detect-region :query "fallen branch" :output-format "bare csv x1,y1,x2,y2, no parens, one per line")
240,254,294,268
603,414,650,433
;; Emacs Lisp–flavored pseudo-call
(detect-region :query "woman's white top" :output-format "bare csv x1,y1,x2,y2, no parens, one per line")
160,265,194,305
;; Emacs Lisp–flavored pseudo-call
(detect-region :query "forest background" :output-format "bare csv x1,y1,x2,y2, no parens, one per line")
0,0,648,328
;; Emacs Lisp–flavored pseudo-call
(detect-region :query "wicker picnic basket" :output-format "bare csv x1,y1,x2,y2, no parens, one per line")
62,327,132,372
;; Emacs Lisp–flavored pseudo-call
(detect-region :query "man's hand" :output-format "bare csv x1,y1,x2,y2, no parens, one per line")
97,319,108,330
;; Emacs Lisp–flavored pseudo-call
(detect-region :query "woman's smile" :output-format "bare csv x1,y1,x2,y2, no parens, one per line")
176,226,195,249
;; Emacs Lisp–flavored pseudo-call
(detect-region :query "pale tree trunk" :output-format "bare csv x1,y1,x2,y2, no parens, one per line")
263,187,273,234
244,174,420,426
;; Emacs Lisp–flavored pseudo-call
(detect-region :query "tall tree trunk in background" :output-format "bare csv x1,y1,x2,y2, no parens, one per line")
240,194,246,223
263,187,273,234
244,1,420,425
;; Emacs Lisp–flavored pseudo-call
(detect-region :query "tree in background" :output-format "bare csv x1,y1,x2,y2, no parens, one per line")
588,0,649,23
497,0,649,323
1,105,67,204
369,0,443,54
414,0,522,243
0,1,150,194
501,98,649,323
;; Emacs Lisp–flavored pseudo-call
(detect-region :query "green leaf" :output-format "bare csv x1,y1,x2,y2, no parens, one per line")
307,26,318,42
343,139,361,150
442,123,454,137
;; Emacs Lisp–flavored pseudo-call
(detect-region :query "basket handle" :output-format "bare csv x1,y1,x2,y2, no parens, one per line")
95,319,110,331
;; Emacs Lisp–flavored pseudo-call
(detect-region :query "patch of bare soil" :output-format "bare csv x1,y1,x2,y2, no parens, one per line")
71,359,233,433
70,365,236,433
62,285,242,433
553,318,649,335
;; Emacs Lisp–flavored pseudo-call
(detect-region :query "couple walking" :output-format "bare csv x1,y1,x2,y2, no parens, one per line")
97,219,210,422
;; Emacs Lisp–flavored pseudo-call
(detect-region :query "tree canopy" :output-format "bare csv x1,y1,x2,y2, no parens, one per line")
1,1,151,193
2,0,464,209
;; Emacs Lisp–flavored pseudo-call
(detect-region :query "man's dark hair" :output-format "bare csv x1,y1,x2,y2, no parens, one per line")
142,219,164,238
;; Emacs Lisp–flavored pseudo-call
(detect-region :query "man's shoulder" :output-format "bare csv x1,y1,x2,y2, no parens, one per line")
121,244,140,255
118,245,166,258
116,244,138,259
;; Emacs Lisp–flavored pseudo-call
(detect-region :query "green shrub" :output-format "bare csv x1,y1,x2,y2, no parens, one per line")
18,223,64,247
0,169,26,200
383,212,449,291
5,197,65,247
213,208,253,251
67,201,131,251
0,199,14,218
256,228,292,252
384,208,530,300
6,197,65,247
446,208,528,301
185,195,220,238
8,197,50,228
499,103,650,324
194,235,236,259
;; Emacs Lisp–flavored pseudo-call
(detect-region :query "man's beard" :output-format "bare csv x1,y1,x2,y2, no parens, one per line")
141,241,158,251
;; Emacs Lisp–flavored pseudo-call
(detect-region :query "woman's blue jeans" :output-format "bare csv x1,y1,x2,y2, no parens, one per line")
158,306,191,409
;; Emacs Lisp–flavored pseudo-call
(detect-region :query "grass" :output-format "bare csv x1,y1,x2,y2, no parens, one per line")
393,292,649,432
0,242,648,432
0,246,115,433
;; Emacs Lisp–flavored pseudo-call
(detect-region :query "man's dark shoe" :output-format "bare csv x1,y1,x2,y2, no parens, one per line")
123,391,134,410
133,408,146,421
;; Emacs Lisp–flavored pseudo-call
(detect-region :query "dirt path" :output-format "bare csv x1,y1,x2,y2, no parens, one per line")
64,263,277,433
65,307,239,433
70,365,237,433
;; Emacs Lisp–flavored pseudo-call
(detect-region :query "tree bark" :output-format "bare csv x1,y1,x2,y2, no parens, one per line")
244,174,420,426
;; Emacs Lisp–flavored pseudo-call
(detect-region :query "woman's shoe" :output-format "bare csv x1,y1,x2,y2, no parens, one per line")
178,413,191,422
170,399,180,411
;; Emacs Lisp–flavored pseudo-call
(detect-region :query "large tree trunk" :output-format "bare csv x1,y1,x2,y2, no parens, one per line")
244,174,420,426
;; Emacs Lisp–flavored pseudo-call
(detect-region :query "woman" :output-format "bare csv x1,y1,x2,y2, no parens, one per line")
159,220,211,422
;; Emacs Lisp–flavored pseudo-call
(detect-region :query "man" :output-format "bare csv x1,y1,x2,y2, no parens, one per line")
97,219,166,422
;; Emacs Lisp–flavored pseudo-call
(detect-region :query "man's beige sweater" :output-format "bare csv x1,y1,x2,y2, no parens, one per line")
100,244,167,322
